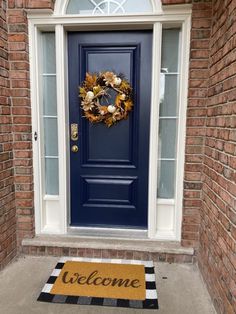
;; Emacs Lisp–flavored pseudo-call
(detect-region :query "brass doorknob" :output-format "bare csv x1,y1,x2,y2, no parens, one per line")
71,145,79,153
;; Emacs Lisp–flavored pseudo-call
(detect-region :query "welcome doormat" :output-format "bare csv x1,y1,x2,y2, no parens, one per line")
38,257,158,309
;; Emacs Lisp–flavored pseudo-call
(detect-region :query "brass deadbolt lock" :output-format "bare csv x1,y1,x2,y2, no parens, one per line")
71,145,79,153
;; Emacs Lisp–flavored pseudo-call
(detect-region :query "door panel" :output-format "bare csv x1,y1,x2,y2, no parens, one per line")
68,31,152,229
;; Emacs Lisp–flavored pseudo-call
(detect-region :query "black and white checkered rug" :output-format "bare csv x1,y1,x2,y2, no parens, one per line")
37,257,159,310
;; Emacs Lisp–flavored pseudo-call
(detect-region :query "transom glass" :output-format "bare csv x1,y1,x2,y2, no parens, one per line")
66,0,153,15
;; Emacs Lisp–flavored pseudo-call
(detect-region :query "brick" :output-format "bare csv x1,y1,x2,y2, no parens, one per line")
8,33,27,42
8,24,27,33
25,0,54,10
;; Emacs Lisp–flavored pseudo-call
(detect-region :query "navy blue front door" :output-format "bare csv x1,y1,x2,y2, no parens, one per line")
68,31,152,229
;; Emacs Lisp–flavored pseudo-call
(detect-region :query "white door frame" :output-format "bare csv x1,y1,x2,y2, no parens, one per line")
28,4,191,240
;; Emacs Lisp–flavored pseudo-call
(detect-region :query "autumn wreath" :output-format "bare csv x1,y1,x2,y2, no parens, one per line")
79,71,133,127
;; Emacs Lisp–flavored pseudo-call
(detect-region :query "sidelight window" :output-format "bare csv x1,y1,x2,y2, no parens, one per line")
40,32,59,196
157,28,180,200
154,27,184,238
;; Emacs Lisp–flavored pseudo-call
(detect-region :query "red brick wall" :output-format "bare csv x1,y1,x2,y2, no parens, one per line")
0,0,17,270
160,0,213,249
8,1,34,247
198,0,236,313
6,0,55,249
182,0,212,248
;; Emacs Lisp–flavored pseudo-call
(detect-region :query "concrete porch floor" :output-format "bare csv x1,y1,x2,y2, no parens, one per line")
0,256,216,314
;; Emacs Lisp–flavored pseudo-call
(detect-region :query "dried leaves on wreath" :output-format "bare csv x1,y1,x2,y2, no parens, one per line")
79,71,133,127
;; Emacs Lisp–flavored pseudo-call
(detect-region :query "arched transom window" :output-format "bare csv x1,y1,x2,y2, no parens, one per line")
66,0,154,15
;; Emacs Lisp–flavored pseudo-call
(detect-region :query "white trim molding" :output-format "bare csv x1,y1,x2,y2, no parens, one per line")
28,2,192,240
148,22,162,238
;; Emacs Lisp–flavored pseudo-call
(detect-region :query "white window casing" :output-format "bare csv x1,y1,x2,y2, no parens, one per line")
28,2,191,239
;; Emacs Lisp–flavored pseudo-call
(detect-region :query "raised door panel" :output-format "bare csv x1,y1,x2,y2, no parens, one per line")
79,45,140,168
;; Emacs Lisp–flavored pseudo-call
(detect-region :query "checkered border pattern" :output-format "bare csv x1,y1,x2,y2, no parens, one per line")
37,257,159,310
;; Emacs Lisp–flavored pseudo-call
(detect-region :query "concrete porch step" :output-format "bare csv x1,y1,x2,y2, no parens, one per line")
22,235,195,263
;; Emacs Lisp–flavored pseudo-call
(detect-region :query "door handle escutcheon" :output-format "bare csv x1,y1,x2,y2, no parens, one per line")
71,123,79,141
72,131,78,139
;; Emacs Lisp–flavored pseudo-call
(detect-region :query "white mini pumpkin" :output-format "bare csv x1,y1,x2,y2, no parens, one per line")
107,105,116,114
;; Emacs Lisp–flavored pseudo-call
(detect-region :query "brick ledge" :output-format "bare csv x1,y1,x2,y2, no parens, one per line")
22,235,194,256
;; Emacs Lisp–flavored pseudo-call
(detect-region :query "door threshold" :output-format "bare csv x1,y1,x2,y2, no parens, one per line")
67,226,148,239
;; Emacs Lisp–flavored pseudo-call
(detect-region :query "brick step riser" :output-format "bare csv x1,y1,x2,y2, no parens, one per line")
21,245,195,263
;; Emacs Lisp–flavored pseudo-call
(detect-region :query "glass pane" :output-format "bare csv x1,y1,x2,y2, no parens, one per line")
161,29,180,73
157,160,176,198
43,76,57,116
66,0,152,15
42,33,56,74
44,117,58,157
67,0,94,14
159,119,177,159
123,0,152,13
160,74,179,117
45,158,59,195
41,31,59,196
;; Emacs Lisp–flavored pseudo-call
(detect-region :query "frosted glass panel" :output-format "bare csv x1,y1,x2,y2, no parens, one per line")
66,0,152,15
157,161,176,199
42,33,56,74
123,0,152,13
159,119,177,159
41,32,59,196
159,74,178,117
44,118,58,157
43,76,57,116
45,158,59,195
161,29,180,73
67,0,94,14
157,28,181,200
